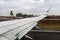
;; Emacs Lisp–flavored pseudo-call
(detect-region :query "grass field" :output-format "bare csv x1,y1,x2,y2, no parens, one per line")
37,20,60,30
0,18,16,22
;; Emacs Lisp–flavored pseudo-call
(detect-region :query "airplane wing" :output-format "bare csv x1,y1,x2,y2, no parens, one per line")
0,15,47,40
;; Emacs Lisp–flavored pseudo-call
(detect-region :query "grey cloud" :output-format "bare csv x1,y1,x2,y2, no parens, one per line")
0,0,60,16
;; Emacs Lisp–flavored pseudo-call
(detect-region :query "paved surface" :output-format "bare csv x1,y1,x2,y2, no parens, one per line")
27,30,60,40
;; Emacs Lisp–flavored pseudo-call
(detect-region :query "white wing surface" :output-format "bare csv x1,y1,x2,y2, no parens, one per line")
0,15,47,40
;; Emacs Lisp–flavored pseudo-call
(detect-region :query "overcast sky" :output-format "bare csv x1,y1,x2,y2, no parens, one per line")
0,0,60,16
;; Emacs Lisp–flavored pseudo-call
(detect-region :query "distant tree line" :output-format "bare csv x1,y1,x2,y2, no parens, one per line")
16,13,35,18
10,11,36,18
